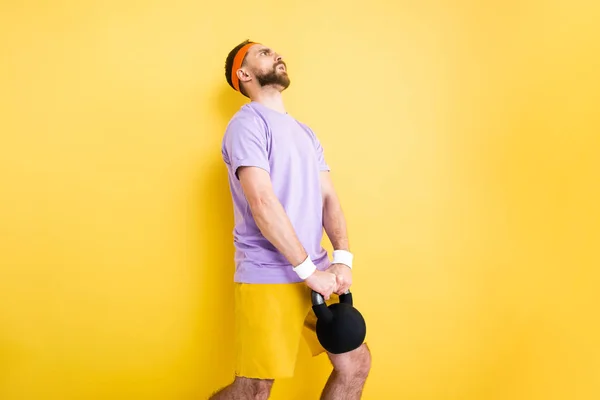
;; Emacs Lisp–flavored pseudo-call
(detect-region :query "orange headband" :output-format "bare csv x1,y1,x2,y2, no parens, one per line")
231,42,258,92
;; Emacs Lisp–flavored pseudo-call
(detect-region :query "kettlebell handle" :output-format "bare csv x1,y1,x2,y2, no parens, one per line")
311,289,352,306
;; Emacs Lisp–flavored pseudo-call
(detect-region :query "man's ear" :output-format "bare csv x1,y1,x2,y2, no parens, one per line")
236,68,251,85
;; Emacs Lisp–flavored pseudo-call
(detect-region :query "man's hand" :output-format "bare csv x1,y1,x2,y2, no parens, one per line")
305,270,337,301
326,263,353,295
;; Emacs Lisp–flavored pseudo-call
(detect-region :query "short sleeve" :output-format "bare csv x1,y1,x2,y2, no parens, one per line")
222,115,270,179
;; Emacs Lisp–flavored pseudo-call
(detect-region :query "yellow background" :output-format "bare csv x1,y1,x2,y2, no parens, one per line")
1,1,599,399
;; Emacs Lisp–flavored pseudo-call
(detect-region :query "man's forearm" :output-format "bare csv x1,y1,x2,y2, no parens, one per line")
248,193,308,266
323,194,349,251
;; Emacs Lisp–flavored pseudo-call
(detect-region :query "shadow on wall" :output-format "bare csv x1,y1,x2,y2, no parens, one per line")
192,86,246,397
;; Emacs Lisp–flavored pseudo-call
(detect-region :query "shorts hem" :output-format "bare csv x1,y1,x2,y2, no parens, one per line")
234,369,295,380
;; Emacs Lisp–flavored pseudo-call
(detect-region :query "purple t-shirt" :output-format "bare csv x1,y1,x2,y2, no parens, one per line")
221,101,331,283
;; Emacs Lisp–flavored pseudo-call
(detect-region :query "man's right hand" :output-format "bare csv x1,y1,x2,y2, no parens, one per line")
305,270,337,300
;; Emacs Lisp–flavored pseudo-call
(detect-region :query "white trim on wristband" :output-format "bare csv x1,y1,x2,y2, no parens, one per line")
293,255,317,279
332,250,353,269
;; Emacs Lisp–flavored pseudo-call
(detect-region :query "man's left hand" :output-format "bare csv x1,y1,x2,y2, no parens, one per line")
326,263,353,295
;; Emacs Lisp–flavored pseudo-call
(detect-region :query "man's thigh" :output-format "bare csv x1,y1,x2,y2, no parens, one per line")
234,282,311,379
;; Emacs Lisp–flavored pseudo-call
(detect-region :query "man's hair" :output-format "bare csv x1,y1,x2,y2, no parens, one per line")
225,39,253,97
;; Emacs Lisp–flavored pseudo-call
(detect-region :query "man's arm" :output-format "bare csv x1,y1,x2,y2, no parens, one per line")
238,166,307,266
320,171,354,294
320,171,350,251
237,166,338,298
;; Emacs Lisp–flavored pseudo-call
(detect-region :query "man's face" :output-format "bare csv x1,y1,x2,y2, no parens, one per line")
247,45,290,90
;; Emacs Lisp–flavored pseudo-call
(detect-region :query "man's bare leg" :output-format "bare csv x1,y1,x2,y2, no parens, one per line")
321,343,371,400
210,377,274,400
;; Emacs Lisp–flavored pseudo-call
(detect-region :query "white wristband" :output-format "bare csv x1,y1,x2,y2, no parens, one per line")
293,255,317,279
332,250,353,269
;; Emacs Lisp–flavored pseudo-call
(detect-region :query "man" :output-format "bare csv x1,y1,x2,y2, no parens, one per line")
210,40,371,400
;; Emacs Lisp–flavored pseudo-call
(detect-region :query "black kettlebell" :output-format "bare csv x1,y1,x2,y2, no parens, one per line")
311,289,367,354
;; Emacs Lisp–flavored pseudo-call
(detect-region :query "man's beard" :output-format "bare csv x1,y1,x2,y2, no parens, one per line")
256,62,290,90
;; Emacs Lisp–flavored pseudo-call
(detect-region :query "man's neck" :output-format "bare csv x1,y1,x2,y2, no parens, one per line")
251,89,286,114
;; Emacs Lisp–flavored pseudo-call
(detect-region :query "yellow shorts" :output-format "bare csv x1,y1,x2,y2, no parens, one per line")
233,282,341,379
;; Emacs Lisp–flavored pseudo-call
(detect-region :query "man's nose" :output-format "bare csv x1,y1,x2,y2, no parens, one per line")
275,53,283,62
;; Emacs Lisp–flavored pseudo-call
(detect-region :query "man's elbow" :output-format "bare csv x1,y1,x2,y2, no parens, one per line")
247,191,277,215
322,191,338,209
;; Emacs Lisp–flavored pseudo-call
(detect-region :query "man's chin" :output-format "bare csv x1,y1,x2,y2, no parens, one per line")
271,80,291,91
258,76,290,90
278,75,291,88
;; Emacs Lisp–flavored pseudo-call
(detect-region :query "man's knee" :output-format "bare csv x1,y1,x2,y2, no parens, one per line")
352,344,372,379
236,376,274,400
210,377,274,400
329,343,371,380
